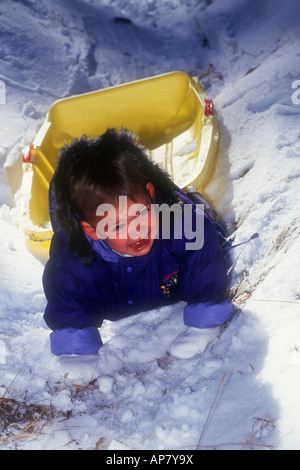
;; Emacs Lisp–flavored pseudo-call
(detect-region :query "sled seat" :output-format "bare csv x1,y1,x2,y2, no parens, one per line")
20,71,219,260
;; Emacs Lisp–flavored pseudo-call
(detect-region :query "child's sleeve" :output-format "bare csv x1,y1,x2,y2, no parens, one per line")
177,212,234,328
48,326,103,356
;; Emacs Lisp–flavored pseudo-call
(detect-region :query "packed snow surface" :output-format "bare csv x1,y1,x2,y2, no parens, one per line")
1,0,300,450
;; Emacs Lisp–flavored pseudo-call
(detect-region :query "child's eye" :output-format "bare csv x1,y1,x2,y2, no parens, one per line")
113,224,125,232
137,208,149,218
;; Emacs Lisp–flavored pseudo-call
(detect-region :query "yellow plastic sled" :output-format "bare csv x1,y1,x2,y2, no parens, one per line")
20,71,219,261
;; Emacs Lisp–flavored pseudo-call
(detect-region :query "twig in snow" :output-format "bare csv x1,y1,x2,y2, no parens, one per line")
196,370,228,450
1,369,22,399
251,299,300,305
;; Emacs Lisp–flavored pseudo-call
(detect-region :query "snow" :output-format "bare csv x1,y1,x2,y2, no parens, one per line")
1,0,300,451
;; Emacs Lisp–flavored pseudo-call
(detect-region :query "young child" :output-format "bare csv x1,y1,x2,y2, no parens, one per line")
43,128,233,356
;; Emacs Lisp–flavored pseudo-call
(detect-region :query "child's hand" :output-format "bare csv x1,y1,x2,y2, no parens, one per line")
184,300,235,329
50,327,103,356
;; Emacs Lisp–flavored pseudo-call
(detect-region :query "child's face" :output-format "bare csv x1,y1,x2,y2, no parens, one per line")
81,183,159,257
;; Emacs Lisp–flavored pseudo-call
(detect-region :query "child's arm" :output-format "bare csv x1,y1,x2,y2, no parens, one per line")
42,234,104,356
177,212,234,328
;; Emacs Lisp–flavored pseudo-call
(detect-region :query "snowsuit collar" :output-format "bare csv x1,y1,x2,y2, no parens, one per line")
87,237,134,263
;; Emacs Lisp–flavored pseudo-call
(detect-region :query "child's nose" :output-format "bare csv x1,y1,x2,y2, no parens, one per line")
128,213,149,240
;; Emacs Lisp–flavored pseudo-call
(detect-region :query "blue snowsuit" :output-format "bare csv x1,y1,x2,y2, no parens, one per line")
43,194,233,355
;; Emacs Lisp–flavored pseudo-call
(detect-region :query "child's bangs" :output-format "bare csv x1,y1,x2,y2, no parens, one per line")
70,171,151,225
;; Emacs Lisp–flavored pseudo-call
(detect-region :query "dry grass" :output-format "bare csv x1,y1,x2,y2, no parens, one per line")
0,397,56,447
0,371,107,449
0,370,60,448
240,413,275,450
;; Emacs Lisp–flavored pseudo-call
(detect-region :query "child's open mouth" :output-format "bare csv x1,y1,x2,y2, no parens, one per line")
129,238,150,251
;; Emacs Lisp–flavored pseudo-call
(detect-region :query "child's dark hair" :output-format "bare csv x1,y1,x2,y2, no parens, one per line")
51,128,179,264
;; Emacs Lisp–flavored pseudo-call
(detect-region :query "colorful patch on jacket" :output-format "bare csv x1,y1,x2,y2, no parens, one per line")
160,270,180,298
